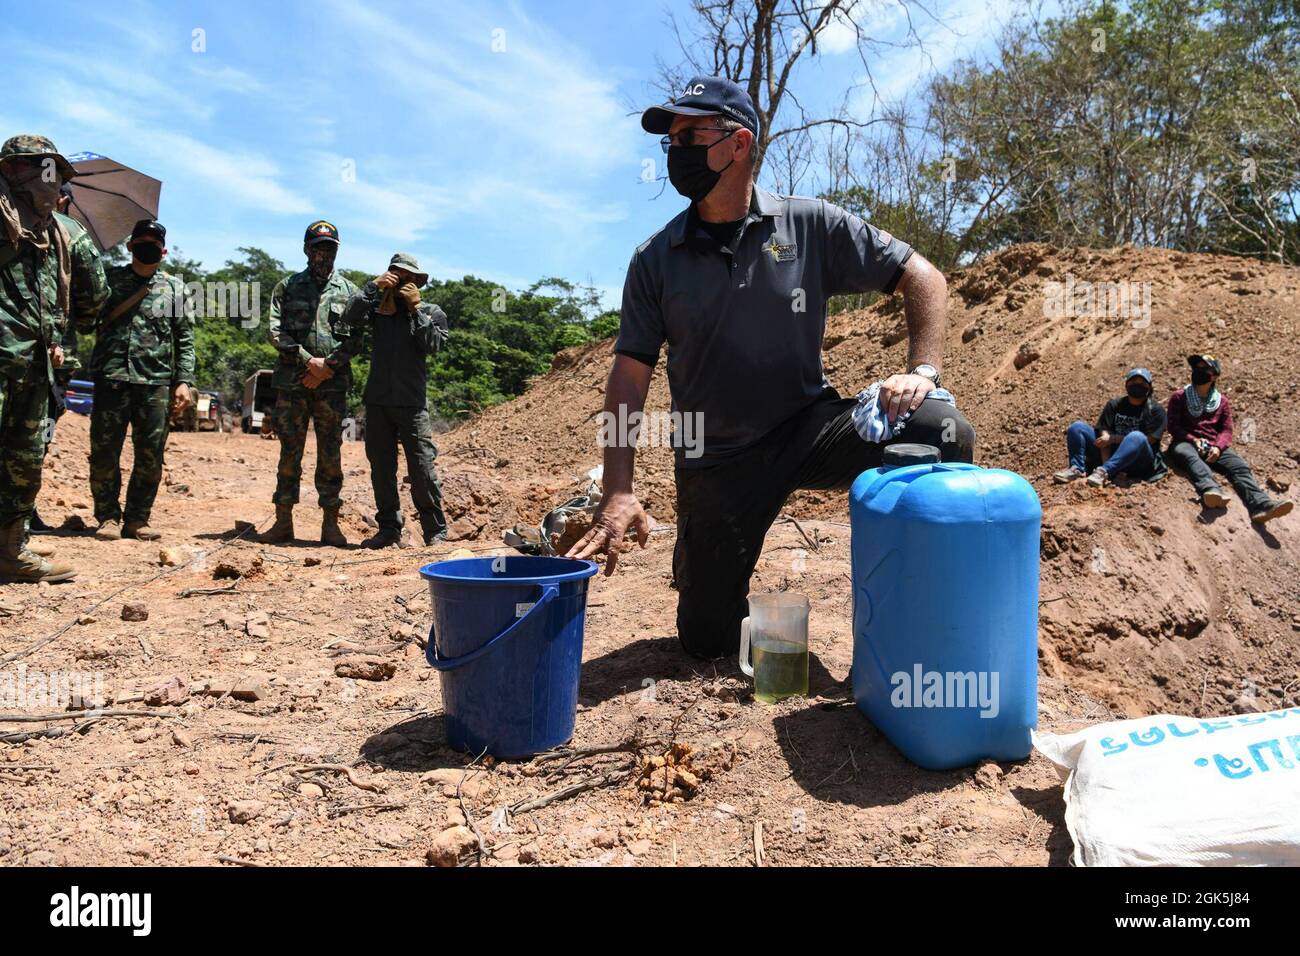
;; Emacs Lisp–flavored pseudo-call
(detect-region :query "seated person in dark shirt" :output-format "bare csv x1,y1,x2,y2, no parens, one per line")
1055,368,1167,487
1167,353,1292,524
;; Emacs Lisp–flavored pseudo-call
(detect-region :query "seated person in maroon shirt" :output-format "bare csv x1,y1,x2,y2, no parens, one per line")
1167,354,1292,525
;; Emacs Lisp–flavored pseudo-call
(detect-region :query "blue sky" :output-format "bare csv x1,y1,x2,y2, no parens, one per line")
4,0,1026,307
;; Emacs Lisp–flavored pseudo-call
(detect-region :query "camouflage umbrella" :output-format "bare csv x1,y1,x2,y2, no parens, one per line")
61,152,161,252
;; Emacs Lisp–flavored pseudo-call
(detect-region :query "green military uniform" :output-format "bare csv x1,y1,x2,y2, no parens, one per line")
82,263,195,527
52,211,103,389
341,253,449,544
267,267,361,509
0,134,97,582
26,211,108,535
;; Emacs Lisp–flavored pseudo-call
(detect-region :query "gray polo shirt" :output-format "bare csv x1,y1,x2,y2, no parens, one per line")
615,186,913,467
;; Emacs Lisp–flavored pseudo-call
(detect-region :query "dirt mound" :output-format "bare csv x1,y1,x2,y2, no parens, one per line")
445,242,1300,718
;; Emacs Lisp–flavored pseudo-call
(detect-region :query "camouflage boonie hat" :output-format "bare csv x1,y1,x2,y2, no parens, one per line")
389,252,428,286
0,134,76,180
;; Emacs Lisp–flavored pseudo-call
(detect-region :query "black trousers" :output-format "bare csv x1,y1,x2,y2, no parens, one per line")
1168,441,1270,512
672,391,976,659
364,404,448,538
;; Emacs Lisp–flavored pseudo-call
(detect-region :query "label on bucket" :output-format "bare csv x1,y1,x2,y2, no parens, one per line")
515,602,535,617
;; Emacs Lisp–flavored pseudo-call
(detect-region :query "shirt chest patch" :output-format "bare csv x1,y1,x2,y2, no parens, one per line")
763,235,798,262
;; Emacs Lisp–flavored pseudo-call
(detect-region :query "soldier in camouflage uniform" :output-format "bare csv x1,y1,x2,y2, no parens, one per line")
341,253,449,548
30,183,107,538
259,220,361,546
0,134,106,583
80,219,194,541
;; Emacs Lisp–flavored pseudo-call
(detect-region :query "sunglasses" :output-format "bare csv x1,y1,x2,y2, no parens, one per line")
660,127,737,153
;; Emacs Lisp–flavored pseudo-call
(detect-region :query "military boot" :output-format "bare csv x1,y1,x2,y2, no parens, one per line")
362,527,404,550
257,504,295,543
0,519,76,584
123,521,161,541
320,506,348,547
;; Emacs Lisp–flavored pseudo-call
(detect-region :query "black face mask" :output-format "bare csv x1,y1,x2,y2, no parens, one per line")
1126,383,1150,400
132,242,163,265
667,131,737,202
1191,368,1214,386
307,246,336,283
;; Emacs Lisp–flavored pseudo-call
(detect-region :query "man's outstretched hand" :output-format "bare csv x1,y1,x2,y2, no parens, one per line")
566,490,650,576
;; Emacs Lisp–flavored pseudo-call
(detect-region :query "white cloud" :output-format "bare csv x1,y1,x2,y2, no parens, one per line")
29,63,313,218
151,132,313,215
327,2,636,174
849,0,1022,106
187,63,269,96
819,0,911,56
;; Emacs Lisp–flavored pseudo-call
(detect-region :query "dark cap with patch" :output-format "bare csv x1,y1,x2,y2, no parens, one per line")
0,134,76,180
1187,354,1222,375
641,75,760,137
130,219,166,242
304,219,340,246
389,252,428,286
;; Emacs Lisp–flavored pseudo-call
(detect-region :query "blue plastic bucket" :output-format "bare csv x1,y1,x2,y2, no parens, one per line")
420,555,599,758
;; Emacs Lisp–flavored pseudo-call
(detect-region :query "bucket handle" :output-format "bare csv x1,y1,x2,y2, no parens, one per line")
426,583,561,671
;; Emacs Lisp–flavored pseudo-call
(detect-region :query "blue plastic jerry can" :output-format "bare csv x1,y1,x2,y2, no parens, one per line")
849,443,1040,770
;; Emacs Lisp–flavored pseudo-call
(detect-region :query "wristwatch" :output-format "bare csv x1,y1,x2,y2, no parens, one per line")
910,364,942,388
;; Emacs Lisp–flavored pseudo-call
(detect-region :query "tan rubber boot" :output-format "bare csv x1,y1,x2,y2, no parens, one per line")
0,519,76,584
257,504,295,543
95,519,122,541
123,521,161,541
320,506,348,548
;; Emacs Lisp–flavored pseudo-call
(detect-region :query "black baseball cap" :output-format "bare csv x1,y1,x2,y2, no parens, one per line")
1187,354,1222,375
304,219,340,246
641,75,760,138
130,219,166,242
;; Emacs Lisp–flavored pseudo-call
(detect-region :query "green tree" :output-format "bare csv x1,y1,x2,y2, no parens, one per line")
907,0,1300,262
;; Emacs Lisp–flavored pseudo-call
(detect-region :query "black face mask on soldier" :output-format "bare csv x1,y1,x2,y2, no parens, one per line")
132,242,163,265
1126,383,1150,400
307,245,336,282
1191,368,1214,386
667,129,737,202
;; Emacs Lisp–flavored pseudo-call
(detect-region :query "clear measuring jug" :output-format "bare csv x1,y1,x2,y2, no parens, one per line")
738,592,809,704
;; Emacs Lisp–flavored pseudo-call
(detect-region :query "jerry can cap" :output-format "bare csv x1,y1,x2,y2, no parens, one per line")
882,443,940,467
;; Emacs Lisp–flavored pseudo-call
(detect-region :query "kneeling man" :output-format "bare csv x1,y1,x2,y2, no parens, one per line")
569,76,974,659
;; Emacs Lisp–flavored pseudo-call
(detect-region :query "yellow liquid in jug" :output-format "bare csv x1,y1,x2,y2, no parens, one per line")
751,639,808,704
